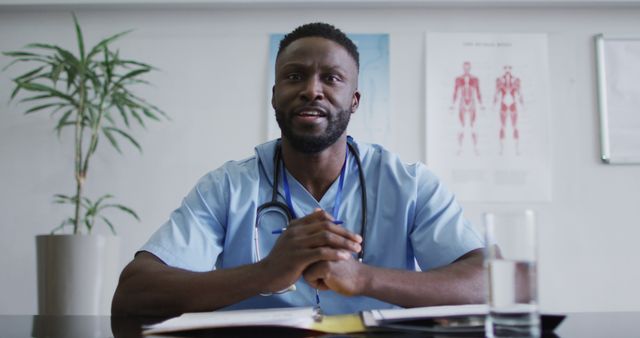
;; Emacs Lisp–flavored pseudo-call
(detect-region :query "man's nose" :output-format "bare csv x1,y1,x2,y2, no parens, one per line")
300,76,324,101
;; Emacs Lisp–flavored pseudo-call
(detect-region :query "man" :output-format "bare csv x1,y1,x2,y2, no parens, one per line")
112,23,485,317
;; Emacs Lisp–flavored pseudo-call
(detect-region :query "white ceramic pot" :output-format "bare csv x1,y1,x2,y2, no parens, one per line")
36,234,120,315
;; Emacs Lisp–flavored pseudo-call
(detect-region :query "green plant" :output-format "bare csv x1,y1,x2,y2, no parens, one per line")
3,13,166,235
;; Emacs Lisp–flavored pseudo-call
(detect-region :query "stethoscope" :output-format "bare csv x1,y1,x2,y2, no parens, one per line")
254,136,368,269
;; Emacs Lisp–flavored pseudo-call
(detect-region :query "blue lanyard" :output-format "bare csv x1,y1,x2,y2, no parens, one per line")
281,147,348,222
279,146,349,308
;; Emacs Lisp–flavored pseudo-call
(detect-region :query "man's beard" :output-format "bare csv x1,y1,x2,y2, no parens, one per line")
275,108,351,154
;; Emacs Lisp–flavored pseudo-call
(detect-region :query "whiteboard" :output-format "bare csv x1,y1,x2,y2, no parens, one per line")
595,34,640,164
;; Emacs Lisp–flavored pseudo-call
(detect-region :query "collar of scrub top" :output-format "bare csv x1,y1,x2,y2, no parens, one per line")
281,144,348,222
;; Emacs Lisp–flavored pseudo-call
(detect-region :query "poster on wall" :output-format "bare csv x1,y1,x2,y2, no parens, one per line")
266,33,390,146
425,33,551,202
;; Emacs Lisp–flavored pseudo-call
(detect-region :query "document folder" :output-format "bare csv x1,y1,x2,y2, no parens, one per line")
142,306,365,335
143,304,565,336
361,304,565,334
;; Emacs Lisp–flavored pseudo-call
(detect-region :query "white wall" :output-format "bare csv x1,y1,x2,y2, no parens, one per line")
1,4,639,314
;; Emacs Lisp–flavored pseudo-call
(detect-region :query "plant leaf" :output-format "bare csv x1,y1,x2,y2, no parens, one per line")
81,196,93,209
88,132,99,154
19,94,54,102
14,66,46,81
94,194,114,208
101,127,122,153
103,126,141,152
128,93,169,120
51,62,65,84
99,216,117,235
55,110,74,136
72,13,85,62
112,98,130,127
127,106,145,128
10,85,21,100
103,111,115,125
85,71,101,96
2,56,53,72
51,217,75,234
84,217,93,234
25,43,79,68
103,46,112,93
48,102,71,117
25,42,61,50
118,59,154,69
53,194,74,204
15,81,76,105
142,107,160,121
86,30,132,60
66,66,77,91
105,203,140,221
115,67,150,86
2,51,42,57
24,102,63,115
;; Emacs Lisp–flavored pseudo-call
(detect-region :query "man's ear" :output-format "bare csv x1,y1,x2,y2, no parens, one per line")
271,85,276,109
351,90,361,113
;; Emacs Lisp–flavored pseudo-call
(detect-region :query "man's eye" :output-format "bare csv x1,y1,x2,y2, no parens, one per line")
326,74,341,82
287,73,302,80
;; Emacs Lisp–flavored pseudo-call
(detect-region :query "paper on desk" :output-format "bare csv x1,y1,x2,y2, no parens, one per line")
362,304,565,334
365,304,488,324
143,307,365,335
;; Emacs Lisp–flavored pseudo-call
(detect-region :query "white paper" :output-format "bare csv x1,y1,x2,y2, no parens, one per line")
426,33,552,202
368,304,488,322
143,306,317,335
598,36,640,163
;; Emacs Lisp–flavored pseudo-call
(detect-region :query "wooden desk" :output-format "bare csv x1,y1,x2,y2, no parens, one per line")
0,312,637,337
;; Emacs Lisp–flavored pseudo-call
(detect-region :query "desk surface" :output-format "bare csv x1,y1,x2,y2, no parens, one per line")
0,312,638,338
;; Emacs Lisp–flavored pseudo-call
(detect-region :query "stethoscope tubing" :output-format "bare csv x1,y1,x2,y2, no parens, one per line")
256,138,367,262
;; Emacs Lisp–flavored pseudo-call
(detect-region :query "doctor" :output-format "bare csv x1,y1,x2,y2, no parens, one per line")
112,22,485,316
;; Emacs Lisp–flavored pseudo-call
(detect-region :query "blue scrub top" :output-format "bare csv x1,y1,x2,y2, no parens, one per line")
141,139,484,315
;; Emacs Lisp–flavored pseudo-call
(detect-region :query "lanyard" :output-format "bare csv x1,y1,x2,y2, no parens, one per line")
281,147,348,221
278,146,350,308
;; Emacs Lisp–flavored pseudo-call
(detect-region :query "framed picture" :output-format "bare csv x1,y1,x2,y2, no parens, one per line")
595,34,640,164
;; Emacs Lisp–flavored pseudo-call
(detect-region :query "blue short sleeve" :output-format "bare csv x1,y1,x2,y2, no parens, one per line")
140,170,229,272
410,164,484,270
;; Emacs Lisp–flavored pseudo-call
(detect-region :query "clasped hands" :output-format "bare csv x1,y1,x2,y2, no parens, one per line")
259,208,367,297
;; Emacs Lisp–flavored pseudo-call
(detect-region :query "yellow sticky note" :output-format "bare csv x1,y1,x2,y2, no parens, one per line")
310,314,366,334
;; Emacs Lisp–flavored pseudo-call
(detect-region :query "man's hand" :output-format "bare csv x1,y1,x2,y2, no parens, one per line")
303,256,368,296
258,209,362,294
302,248,485,307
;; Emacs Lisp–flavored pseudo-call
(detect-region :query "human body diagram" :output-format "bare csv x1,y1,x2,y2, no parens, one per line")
450,62,484,155
448,63,526,156
493,65,525,155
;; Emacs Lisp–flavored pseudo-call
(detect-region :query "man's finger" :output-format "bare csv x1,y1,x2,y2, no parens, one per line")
303,262,327,285
304,230,361,253
303,247,351,263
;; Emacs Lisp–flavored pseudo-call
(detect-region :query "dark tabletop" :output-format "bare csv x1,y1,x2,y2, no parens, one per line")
0,312,638,338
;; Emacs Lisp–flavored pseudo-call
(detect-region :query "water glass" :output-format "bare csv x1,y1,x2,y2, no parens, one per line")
484,210,540,337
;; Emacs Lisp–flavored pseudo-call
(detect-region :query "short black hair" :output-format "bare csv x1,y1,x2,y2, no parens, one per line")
277,22,359,70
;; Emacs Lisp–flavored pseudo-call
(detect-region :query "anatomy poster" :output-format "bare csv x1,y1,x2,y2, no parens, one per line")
266,33,390,145
426,33,551,202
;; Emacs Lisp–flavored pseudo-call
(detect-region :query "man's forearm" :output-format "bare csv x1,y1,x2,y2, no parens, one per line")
111,252,271,316
360,249,485,307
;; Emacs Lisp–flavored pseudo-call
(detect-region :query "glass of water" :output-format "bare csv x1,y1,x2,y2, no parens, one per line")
484,210,540,337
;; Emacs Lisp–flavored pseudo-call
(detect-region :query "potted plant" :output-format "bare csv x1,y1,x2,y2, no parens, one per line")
3,13,166,315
